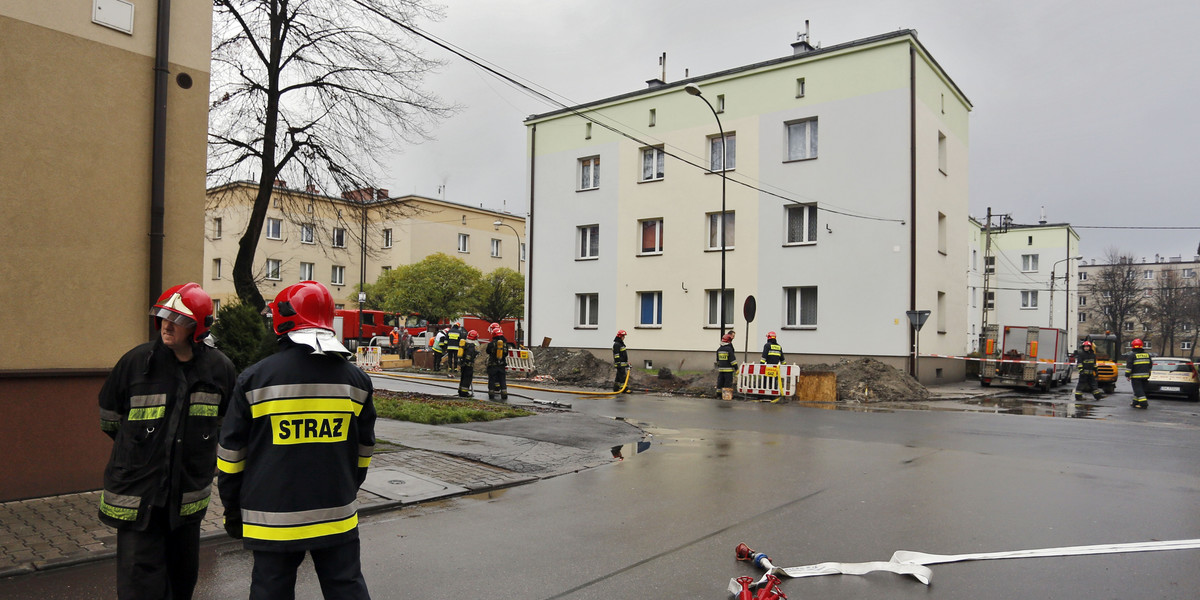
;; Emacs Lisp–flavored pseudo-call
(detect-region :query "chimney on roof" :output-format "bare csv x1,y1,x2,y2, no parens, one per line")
273,179,287,189
792,20,816,55
305,184,319,195
647,51,667,88
1038,206,1047,225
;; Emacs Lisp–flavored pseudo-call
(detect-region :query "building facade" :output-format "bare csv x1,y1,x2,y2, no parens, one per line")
1,1,213,500
1078,254,1200,357
205,182,526,310
524,30,971,383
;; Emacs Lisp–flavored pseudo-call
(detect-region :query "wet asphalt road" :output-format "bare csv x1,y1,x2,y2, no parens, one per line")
3,376,1198,599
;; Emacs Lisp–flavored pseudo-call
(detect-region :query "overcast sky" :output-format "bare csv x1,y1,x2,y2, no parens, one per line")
382,0,1199,262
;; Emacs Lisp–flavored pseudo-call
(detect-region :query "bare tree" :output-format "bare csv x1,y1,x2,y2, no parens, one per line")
1181,271,1200,359
208,0,455,309
1090,249,1145,351
1143,268,1188,354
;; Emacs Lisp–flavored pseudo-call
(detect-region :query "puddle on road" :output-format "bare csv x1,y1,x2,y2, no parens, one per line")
609,437,653,461
792,395,1111,419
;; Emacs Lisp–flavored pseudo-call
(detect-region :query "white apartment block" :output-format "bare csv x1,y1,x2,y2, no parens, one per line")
205,182,525,311
524,30,971,383
967,219,1081,352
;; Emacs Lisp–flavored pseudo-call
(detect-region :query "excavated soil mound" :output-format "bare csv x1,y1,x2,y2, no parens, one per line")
797,357,929,403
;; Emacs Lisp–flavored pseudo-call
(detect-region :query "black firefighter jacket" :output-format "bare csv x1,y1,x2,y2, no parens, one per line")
98,340,237,531
217,340,376,551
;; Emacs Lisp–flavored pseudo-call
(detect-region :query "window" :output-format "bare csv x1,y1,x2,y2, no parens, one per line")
985,291,995,309
1124,321,1134,332
1079,312,1087,323
708,133,735,171
638,291,662,327
577,225,599,259
1079,271,1088,281
300,224,315,244
381,266,391,272
795,77,805,98
585,122,592,139
784,286,818,327
211,259,221,280
937,131,947,174
332,227,346,248
212,217,222,239
1184,323,1193,332
1143,270,1154,279
300,262,314,281
576,293,598,327
491,238,502,258
266,258,281,281
707,212,734,250
1021,254,1039,272
641,147,665,182
1183,341,1194,351
1103,291,1112,298
785,204,817,244
937,212,947,254
639,219,663,254
1079,296,1087,306
266,218,282,240
707,289,734,328
520,242,526,263
785,119,818,161
984,256,995,274
1021,290,1038,308
648,108,656,127
716,94,725,113
331,265,345,286
382,228,393,248
579,156,600,190
1184,268,1195,278
458,233,470,253
212,299,220,316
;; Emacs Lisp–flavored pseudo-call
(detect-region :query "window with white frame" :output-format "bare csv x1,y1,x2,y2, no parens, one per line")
1184,323,1193,332
1021,290,1038,308
332,227,346,248
707,212,734,250
706,289,735,328
639,219,663,255
266,218,282,240
638,291,662,327
708,133,736,171
937,131,947,173
1103,291,1112,298
1021,254,1039,272
300,223,315,244
937,291,946,332
1183,341,1194,351
265,258,281,280
578,225,599,259
985,291,995,309
1079,312,1087,323
984,256,995,274
579,156,600,190
784,286,818,327
1184,268,1196,278
641,147,665,182
1124,321,1134,332
785,118,818,161
795,77,805,98
1079,271,1088,281
490,238,501,258
213,217,222,239
458,233,470,253
331,265,345,286
212,299,220,317
576,293,598,327
382,228,393,248
1079,296,1087,306
520,242,526,263
1143,270,1154,279
785,204,817,244
937,212,947,254
211,259,221,280
300,262,314,281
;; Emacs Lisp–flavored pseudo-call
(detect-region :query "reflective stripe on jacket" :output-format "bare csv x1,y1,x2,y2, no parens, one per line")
716,343,738,373
762,341,784,364
613,339,628,367
1127,351,1152,379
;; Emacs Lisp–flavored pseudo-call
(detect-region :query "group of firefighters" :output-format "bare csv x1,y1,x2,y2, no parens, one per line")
1073,337,1152,409
392,322,514,401
616,328,785,396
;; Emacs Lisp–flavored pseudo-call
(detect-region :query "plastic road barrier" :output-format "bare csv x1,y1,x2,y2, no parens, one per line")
356,346,381,372
736,363,799,397
506,348,535,374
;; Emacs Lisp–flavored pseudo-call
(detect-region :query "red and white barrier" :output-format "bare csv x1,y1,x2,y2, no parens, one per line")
505,348,535,373
736,363,799,397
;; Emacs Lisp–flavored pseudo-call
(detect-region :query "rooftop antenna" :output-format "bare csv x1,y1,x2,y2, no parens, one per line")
658,52,666,82
1039,205,1047,225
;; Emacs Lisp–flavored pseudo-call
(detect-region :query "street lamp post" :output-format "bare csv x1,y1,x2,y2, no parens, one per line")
684,83,728,336
1049,255,1083,329
494,219,525,345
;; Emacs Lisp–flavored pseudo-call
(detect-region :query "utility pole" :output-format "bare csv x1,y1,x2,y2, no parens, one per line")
980,208,993,352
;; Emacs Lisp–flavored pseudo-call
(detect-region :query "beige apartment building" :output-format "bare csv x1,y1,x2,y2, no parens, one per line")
205,182,526,310
1,2,213,500
1077,254,1200,357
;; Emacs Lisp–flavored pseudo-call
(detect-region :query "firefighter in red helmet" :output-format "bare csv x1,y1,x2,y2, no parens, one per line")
458,330,480,398
99,282,236,599
613,330,631,393
1125,338,1151,409
218,281,375,598
485,323,509,400
1073,340,1104,402
716,332,738,397
761,331,784,364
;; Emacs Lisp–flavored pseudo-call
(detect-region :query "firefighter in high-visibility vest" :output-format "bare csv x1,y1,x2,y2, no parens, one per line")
217,281,375,599
485,323,509,400
613,330,631,393
432,328,449,371
446,324,463,370
761,331,784,364
458,330,479,398
716,332,738,395
1073,340,1104,402
1125,338,1152,409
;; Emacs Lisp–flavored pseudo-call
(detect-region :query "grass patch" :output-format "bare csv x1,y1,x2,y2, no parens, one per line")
374,390,533,425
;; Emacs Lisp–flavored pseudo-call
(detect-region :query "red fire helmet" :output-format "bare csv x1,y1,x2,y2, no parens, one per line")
269,281,335,336
149,282,213,342
1131,338,1144,349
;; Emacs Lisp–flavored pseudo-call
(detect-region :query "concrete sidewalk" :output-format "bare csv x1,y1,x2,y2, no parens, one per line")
0,411,642,578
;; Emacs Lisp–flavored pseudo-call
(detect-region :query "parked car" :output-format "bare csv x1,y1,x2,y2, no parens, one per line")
1145,357,1199,402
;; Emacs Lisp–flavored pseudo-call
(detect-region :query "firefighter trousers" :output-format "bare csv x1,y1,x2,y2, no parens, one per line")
115,509,201,600
459,366,475,397
250,538,370,600
1074,372,1102,399
487,364,507,399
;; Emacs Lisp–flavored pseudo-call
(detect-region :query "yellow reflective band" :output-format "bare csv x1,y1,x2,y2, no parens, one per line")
271,413,350,445
250,397,363,419
358,456,372,468
217,458,245,474
180,497,210,517
129,406,166,421
190,404,219,417
243,513,358,542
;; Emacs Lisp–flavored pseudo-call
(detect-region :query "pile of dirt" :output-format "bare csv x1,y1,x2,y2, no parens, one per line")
798,357,929,403
529,347,612,386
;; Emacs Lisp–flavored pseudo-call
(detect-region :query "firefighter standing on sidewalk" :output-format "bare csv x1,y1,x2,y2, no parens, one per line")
485,323,509,400
761,331,784,364
716,333,738,396
217,281,375,599
98,282,236,600
613,330,631,393
446,324,462,370
1125,338,1152,409
458,330,479,398
1073,340,1104,402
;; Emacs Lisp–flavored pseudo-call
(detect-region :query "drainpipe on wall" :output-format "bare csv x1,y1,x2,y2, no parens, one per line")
526,124,536,346
908,43,918,377
148,0,172,339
